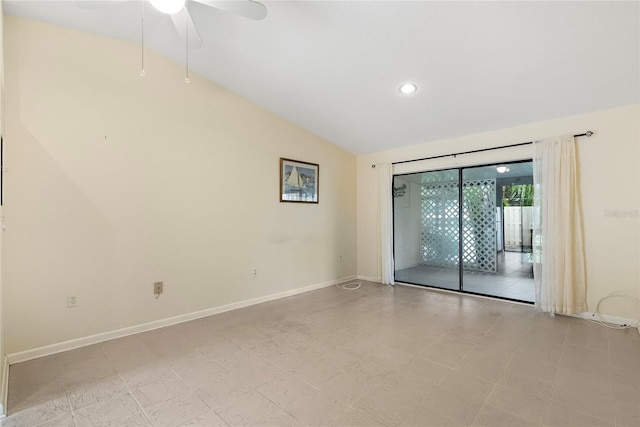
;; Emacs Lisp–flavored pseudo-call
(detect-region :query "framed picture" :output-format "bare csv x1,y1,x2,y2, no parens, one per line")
280,158,319,203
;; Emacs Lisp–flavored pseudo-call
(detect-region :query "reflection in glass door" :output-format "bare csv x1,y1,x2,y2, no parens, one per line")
393,161,534,303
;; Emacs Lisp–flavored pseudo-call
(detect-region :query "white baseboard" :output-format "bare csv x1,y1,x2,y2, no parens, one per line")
0,355,8,417
357,274,378,282
575,312,640,328
7,275,356,365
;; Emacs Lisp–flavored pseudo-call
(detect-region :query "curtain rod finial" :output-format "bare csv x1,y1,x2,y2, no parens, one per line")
371,164,376,168
586,131,593,137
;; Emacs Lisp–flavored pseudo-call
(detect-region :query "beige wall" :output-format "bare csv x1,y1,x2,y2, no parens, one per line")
358,105,640,320
0,0,6,414
2,16,357,355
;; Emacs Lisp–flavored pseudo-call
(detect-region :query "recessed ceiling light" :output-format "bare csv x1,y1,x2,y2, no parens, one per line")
399,83,418,95
496,166,510,174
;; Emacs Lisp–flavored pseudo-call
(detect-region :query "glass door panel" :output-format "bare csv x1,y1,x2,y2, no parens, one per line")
461,162,534,302
393,169,460,291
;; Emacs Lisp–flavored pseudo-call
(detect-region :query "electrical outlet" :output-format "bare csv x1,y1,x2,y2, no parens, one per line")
251,269,257,277
154,281,163,296
67,295,78,308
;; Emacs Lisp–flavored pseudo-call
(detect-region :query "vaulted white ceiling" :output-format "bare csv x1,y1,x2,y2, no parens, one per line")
4,1,639,155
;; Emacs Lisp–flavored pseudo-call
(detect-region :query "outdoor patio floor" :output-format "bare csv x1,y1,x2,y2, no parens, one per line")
395,251,534,302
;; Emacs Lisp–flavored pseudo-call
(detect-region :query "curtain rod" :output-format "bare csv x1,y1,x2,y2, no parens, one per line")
371,131,593,168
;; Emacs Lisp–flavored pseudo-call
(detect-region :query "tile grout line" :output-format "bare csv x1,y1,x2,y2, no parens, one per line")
5,283,638,427
108,343,156,427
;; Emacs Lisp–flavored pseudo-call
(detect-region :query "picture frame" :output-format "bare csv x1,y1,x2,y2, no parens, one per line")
280,158,319,203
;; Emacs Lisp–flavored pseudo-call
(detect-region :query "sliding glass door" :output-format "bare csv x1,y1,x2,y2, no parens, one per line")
393,161,534,303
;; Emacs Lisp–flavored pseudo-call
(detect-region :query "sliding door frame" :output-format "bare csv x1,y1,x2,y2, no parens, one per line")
392,159,534,304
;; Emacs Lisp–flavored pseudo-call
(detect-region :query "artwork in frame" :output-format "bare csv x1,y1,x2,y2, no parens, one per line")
280,158,319,203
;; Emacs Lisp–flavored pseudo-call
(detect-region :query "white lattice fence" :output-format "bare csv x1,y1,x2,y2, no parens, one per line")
462,179,497,272
420,179,497,273
420,182,459,268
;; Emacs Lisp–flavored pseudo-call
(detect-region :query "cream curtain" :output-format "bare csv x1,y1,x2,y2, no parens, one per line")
376,163,394,285
533,135,587,314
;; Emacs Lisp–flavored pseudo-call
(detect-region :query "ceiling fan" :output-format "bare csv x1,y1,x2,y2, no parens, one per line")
75,0,267,48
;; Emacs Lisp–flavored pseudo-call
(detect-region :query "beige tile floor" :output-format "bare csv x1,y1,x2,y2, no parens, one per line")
2,281,639,426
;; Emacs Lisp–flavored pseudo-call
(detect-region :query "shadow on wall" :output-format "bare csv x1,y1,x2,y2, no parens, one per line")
4,124,116,354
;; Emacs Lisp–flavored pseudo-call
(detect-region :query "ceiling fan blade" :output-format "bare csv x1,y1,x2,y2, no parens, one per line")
192,0,267,20
170,8,203,48
74,0,128,10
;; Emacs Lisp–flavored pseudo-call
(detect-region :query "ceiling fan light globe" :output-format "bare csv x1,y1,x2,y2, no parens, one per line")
149,0,186,15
